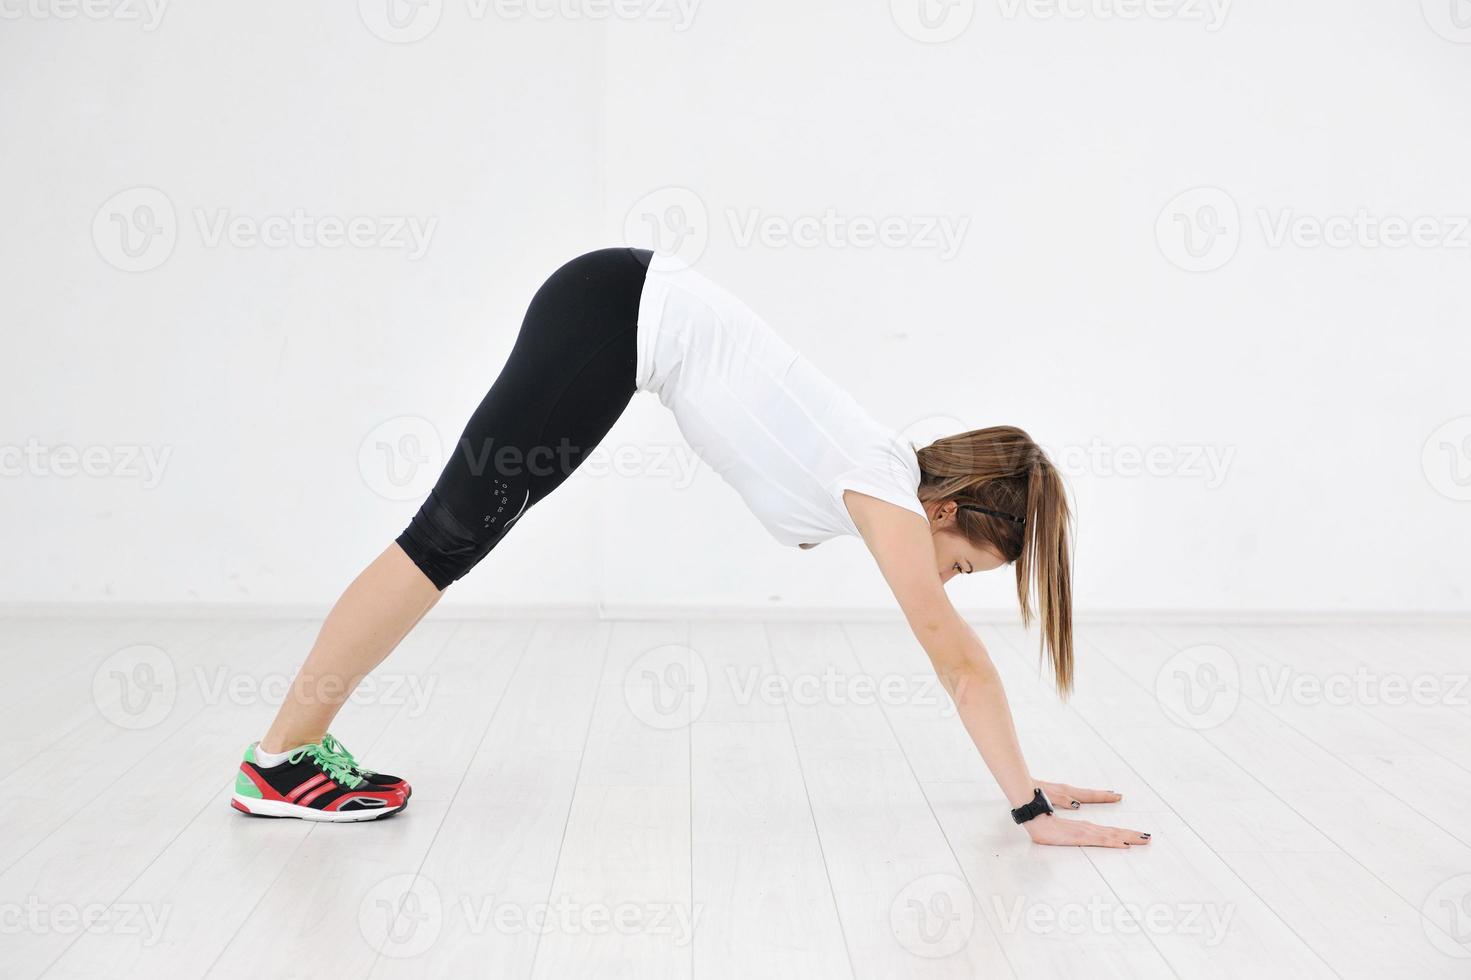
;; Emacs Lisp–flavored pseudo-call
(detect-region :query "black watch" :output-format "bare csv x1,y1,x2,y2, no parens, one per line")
1010,787,1054,825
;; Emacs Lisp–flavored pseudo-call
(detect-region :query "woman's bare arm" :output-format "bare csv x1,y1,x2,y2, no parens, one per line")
844,490,1151,848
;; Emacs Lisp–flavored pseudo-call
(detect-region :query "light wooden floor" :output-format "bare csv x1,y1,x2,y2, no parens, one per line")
1,616,1468,978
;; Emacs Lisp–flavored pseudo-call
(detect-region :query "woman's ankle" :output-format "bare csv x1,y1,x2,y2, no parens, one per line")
258,732,322,755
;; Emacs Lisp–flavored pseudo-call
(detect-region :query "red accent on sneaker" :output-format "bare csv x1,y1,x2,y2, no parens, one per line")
297,781,337,808
286,773,328,803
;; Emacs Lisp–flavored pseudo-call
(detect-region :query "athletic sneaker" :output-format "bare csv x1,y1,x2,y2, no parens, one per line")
321,732,412,799
231,741,407,822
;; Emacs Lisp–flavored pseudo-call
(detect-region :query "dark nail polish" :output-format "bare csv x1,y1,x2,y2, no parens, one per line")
1141,833,1151,839
1071,801,1080,809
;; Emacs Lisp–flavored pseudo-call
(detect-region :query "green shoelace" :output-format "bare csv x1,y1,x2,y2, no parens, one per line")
287,740,364,789
320,733,374,777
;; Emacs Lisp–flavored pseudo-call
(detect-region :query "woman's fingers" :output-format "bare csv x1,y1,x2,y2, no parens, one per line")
1098,823,1152,846
1037,780,1124,806
1036,780,1082,809
1075,820,1151,847
1072,821,1122,848
1068,784,1123,804
1027,815,1153,849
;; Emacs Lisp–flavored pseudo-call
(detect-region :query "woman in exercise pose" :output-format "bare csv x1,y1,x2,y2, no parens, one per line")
230,246,1150,849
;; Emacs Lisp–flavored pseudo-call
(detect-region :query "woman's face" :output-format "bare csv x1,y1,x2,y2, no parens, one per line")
926,500,1008,584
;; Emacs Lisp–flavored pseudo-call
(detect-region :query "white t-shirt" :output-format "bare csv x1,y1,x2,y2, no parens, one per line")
635,252,929,548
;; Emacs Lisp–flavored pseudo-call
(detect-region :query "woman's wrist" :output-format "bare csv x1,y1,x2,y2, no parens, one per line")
1000,776,1047,806
1005,781,1041,809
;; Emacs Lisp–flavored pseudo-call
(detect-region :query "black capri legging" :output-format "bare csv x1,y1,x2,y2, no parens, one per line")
395,246,653,590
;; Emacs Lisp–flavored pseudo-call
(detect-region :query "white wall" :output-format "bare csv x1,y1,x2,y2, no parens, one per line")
3,1,1468,615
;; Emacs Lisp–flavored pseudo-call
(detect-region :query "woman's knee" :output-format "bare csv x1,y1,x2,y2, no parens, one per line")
394,487,526,589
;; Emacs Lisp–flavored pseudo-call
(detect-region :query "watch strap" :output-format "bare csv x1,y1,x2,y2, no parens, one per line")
1011,787,1054,824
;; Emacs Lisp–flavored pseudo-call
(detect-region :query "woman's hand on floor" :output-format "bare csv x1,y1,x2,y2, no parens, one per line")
1024,813,1152,848
1036,780,1122,810
1024,782,1149,848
